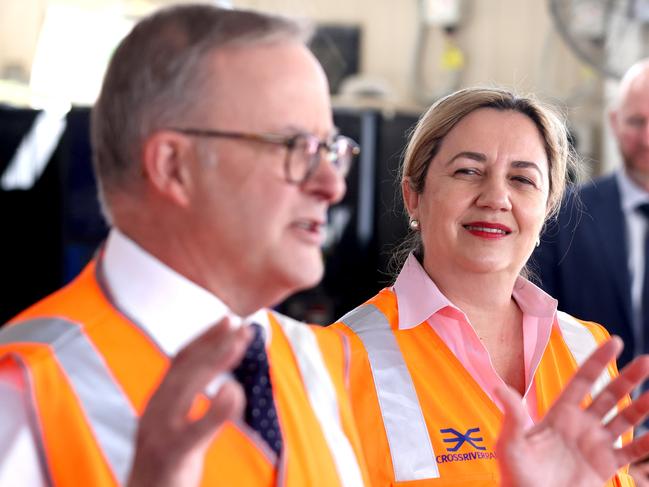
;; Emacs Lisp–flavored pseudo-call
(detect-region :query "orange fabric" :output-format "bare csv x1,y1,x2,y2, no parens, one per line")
0,342,119,487
12,263,169,415
267,314,341,486
332,288,633,487
1,260,366,486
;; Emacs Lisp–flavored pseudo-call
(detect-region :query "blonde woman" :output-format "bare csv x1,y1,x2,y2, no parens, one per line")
332,87,648,486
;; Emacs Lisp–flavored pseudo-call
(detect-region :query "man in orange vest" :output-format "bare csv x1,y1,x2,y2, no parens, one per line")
0,5,367,486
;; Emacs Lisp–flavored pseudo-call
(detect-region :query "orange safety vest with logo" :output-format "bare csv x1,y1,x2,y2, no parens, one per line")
331,288,634,487
0,260,369,487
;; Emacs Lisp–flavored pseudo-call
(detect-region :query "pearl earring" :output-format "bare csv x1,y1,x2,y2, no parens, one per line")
409,219,420,231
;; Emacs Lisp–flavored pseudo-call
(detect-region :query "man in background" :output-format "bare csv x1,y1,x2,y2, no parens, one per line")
533,59,649,370
532,57,649,486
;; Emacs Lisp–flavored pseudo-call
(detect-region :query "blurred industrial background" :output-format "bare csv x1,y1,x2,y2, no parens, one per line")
1,0,649,324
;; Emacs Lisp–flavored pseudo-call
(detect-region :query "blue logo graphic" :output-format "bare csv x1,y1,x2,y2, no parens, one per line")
440,427,486,452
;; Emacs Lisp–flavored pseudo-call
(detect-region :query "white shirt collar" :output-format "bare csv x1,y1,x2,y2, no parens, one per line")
101,229,270,356
617,169,649,213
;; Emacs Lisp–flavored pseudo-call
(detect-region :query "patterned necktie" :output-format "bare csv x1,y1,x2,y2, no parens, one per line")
637,203,649,355
232,323,283,457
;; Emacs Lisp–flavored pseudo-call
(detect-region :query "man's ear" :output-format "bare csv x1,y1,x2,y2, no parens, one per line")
141,130,195,208
402,177,420,219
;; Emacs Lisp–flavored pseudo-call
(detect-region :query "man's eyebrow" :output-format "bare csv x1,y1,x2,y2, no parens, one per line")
280,125,339,138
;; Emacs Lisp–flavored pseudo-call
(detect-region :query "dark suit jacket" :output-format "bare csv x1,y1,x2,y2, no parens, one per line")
530,174,635,366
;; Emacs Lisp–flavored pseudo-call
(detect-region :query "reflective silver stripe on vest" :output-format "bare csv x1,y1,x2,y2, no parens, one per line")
339,304,439,481
0,318,137,483
274,313,365,487
556,311,620,446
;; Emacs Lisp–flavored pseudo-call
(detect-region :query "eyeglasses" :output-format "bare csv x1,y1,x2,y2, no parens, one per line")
169,127,360,184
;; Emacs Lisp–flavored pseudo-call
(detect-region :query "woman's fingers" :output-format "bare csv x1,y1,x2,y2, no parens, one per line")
545,337,622,421
604,391,649,440
616,432,649,467
588,355,649,420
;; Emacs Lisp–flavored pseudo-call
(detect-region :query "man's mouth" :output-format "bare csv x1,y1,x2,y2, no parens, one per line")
294,220,325,232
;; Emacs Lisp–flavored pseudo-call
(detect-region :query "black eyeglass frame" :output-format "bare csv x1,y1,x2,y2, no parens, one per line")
168,127,360,184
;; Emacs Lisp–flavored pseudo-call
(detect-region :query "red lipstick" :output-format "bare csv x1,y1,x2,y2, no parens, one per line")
463,221,512,239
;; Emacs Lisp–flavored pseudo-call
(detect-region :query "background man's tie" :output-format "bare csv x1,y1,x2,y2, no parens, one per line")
637,203,649,360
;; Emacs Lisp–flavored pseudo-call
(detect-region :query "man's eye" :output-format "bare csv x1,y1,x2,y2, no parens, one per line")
628,117,646,127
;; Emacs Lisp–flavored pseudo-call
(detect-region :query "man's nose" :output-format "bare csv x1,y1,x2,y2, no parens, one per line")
302,153,347,204
643,122,649,145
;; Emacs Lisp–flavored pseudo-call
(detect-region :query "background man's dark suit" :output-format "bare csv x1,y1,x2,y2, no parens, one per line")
531,174,635,367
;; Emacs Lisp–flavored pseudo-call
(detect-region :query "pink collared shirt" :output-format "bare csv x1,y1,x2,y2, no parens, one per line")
393,253,558,426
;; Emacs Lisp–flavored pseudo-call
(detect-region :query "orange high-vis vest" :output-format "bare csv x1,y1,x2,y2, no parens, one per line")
0,261,369,487
331,288,634,487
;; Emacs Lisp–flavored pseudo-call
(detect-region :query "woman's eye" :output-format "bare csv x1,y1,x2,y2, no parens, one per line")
454,168,479,176
512,175,536,186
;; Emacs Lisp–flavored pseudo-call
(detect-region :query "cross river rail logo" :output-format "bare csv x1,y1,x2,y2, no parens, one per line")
436,427,497,464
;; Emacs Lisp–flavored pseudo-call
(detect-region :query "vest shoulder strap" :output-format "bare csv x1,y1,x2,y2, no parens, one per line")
271,312,364,487
555,311,622,446
555,311,613,397
338,302,439,481
0,317,137,484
